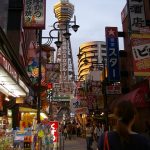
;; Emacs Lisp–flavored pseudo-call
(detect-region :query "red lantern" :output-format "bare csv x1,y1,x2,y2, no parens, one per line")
47,83,53,89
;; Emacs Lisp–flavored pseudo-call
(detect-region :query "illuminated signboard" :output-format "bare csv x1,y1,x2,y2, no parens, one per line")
105,27,120,81
49,121,59,143
131,33,150,76
23,0,46,29
0,52,18,82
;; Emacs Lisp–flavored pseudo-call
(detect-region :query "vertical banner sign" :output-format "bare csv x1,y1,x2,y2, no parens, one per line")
0,94,3,111
105,27,120,81
121,4,128,23
127,0,146,32
23,0,46,29
49,121,59,143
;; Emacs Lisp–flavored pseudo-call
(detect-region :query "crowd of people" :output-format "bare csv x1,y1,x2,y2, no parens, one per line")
59,101,150,150
61,121,82,140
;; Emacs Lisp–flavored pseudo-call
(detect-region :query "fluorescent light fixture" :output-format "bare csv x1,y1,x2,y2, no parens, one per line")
40,112,48,119
0,84,18,97
8,109,12,117
0,67,28,97
5,97,10,101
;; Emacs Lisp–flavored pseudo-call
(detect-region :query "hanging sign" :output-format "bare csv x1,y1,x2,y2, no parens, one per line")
23,0,46,29
127,0,146,32
105,27,120,81
49,121,59,143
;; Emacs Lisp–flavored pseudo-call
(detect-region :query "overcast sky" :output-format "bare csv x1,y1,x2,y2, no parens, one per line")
42,0,127,73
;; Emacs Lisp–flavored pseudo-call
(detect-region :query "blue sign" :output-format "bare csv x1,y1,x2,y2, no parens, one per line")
105,27,120,81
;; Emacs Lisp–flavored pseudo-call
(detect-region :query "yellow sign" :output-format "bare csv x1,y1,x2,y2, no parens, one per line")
131,33,150,39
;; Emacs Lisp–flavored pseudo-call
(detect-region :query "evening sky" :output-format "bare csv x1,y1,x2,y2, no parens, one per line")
43,0,127,73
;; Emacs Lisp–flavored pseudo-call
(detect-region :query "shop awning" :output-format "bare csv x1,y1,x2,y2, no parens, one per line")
111,84,150,108
0,66,28,97
0,51,29,97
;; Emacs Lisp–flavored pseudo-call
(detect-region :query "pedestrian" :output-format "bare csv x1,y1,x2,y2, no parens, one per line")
94,124,100,142
97,101,150,150
67,122,72,140
76,123,81,137
64,126,68,140
85,122,93,150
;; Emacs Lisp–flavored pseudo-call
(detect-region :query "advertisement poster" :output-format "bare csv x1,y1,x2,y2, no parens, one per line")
131,33,150,76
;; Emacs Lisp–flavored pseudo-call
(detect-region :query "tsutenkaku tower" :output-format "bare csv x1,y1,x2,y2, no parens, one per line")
54,0,75,83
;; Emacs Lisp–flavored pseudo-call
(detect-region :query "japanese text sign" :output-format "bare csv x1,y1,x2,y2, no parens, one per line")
23,0,46,29
105,27,120,81
49,121,59,143
127,0,146,31
131,33,150,76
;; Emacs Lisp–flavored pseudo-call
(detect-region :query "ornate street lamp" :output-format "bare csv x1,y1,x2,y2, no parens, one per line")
46,16,79,49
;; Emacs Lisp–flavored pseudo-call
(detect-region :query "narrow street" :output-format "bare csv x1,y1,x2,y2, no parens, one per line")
63,137,97,150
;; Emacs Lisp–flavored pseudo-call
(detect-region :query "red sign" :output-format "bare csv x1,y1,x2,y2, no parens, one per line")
106,84,121,94
23,0,46,29
0,52,18,82
47,83,53,89
49,121,59,143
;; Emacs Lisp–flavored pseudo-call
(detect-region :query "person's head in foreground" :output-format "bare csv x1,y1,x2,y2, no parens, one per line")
114,100,137,136
97,100,150,150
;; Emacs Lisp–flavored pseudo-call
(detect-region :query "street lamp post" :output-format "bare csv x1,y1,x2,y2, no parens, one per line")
42,16,79,49
37,17,79,121
90,58,109,129
37,29,42,123
101,57,109,129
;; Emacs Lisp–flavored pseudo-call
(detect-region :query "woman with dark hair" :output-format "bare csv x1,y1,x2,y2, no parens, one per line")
85,122,93,150
97,101,150,150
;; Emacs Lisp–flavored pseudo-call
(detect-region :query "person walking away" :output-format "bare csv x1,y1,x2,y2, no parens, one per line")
76,123,81,137
97,101,150,150
64,126,68,140
85,123,93,150
67,122,72,140
94,123,102,143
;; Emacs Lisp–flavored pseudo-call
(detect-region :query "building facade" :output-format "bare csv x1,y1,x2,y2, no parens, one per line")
78,41,106,80
0,0,39,129
116,0,150,133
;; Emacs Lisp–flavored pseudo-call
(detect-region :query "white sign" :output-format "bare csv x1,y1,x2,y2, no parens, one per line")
128,0,146,31
132,43,150,60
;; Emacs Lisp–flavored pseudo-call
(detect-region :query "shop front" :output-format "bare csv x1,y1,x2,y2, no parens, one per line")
19,106,48,129
0,51,30,129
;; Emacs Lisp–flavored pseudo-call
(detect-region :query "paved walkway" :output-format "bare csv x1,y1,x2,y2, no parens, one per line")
63,137,97,150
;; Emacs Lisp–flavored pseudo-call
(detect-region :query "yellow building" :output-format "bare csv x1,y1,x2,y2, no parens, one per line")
78,41,106,80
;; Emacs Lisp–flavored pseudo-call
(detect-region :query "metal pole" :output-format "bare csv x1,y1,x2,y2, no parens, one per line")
102,57,108,130
37,29,42,123
49,99,52,120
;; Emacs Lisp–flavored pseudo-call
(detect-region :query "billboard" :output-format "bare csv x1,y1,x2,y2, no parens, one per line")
46,63,60,83
131,33,150,76
105,27,120,81
23,0,46,29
